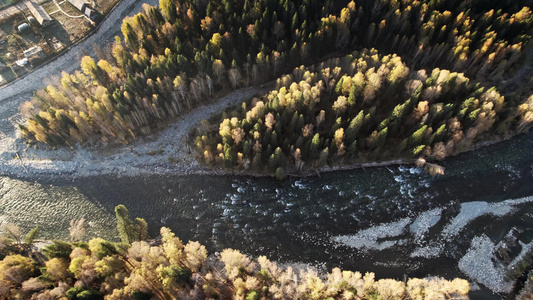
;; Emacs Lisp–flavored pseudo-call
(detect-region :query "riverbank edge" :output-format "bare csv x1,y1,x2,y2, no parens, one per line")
1,133,518,182
1,78,528,182
175,138,510,179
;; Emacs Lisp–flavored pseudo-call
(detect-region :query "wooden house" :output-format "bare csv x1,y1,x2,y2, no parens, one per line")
25,0,53,27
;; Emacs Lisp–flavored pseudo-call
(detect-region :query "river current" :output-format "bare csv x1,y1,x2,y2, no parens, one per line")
2,131,533,298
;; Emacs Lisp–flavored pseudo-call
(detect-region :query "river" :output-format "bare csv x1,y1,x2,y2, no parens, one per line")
1,131,533,298
0,0,531,297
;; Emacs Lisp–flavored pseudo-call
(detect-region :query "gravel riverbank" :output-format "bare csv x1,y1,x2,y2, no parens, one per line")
0,86,271,180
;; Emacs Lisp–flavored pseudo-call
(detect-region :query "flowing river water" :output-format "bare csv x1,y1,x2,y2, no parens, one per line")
2,131,533,298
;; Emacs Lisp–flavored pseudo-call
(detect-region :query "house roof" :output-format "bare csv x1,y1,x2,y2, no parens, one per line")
66,0,88,12
25,0,52,25
23,46,44,58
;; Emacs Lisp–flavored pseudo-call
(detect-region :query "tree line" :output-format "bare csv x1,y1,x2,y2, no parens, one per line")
0,205,470,299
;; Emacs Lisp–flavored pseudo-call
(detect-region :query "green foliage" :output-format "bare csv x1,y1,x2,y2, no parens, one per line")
346,110,364,144
71,242,89,250
257,269,271,282
16,0,533,178
66,287,102,300
66,287,84,299
94,240,118,259
318,148,329,167
0,254,35,285
132,291,152,300
24,225,39,246
134,218,148,242
371,127,388,150
43,240,72,260
115,204,148,244
159,0,177,23
77,290,102,300
158,264,192,286
412,145,427,157
410,125,428,146
310,133,321,159
246,290,261,300
19,0,340,146
115,204,133,244
195,48,509,174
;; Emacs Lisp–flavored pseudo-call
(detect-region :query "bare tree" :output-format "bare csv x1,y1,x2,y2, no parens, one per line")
69,218,86,242
228,68,242,89
316,110,325,131
2,223,22,247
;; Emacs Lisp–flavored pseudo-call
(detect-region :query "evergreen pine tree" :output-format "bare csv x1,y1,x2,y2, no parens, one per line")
115,205,148,244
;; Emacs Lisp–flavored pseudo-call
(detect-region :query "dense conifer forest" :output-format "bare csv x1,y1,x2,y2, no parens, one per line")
0,206,470,299
18,0,533,155
194,50,509,174
189,0,533,174
19,0,340,145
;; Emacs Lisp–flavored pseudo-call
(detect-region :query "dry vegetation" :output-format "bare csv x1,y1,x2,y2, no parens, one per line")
0,212,471,300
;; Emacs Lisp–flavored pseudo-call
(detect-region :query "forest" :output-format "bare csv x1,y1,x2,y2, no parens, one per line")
19,0,339,145
7,0,533,297
0,205,471,299
194,50,512,175
189,0,533,175
17,0,533,153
